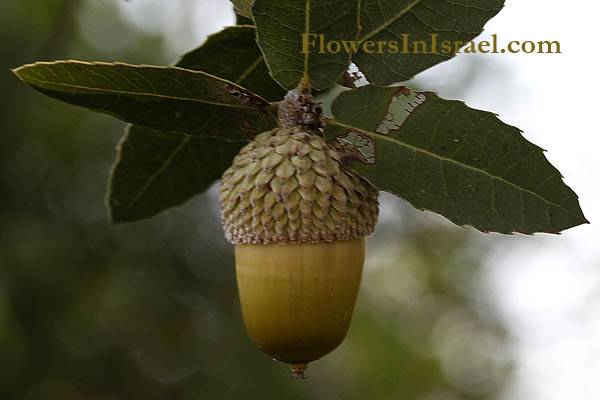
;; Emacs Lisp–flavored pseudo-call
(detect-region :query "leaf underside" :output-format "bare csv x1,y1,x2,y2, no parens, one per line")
324,85,588,234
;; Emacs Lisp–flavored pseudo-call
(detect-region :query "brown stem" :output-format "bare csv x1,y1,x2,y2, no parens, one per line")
277,83,325,135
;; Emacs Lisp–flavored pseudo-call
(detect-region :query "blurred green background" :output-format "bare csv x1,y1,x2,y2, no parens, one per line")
0,1,527,399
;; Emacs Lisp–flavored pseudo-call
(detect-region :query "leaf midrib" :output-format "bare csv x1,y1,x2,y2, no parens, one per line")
303,0,311,79
121,136,192,217
14,62,263,110
329,119,585,222
18,76,261,110
236,55,264,84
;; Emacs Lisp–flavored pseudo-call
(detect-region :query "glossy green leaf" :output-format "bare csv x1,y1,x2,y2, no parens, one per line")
177,26,285,102
12,61,275,140
253,0,359,90
325,85,587,234
353,0,504,85
109,125,248,223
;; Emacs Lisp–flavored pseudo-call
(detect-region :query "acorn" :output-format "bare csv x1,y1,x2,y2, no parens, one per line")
219,88,379,378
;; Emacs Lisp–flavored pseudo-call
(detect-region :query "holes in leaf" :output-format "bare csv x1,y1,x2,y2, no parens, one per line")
376,87,427,135
342,63,369,88
223,83,269,108
334,130,376,164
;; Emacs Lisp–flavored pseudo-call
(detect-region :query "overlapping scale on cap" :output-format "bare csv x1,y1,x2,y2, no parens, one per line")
220,127,379,244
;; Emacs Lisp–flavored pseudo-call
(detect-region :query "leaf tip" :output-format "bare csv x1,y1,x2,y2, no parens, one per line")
10,65,27,80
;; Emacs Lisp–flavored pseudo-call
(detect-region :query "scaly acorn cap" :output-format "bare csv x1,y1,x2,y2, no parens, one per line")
219,127,379,244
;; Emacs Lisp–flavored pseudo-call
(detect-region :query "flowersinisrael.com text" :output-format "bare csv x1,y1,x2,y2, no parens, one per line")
301,33,561,55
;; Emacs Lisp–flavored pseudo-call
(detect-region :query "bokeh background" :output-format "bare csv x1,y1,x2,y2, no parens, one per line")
1,1,598,399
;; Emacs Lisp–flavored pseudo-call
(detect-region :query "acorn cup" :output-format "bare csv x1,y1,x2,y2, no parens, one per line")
219,88,379,378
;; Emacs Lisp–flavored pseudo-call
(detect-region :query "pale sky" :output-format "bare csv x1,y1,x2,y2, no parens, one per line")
411,1,600,399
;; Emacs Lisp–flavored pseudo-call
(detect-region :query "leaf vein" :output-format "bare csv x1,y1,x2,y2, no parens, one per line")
330,119,582,221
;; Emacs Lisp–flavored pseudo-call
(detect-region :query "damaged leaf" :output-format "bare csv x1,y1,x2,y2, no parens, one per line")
13,61,275,139
325,85,588,234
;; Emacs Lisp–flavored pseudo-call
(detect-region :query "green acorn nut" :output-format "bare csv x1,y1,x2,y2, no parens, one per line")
220,95,379,378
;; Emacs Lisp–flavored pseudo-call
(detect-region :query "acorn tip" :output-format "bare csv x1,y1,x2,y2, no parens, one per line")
290,363,309,379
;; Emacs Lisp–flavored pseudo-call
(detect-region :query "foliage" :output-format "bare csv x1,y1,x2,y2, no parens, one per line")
12,0,586,233
0,1,546,399
324,85,587,234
